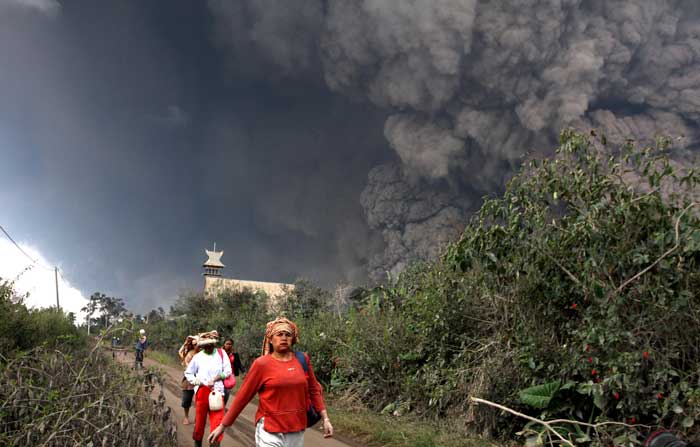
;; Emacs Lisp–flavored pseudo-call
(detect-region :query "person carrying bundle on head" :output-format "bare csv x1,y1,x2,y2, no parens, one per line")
178,335,199,425
184,330,232,447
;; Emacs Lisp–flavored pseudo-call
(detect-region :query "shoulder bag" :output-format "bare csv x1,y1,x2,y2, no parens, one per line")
218,349,237,389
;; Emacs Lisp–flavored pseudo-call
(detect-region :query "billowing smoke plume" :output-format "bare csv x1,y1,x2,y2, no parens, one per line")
208,0,700,280
360,163,474,279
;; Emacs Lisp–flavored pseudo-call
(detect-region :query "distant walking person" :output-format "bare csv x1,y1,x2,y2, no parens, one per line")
208,317,333,447
178,335,199,425
111,336,118,359
185,330,232,447
134,329,148,369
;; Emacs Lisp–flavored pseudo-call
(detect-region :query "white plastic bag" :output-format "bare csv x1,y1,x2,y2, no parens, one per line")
209,390,224,411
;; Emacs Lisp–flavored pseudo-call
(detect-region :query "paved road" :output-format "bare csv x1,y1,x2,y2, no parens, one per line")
113,349,360,447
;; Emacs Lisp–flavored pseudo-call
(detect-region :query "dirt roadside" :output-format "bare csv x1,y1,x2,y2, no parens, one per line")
112,349,363,447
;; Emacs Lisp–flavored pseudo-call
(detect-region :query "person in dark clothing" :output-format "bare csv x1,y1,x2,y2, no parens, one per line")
111,336,118,359
134,329,148,369
223,339,245,376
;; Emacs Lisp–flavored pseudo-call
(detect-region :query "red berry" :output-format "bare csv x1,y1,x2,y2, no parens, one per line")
571,303,577,309
585,344,590,352
587,357,593,363
657,393,664,399
613,392,620,400
630,416,637,424
591,369,597,376
643,351,649,360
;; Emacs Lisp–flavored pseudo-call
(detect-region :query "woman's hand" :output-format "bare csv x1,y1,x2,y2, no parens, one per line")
208,424,225,444
322,418,334,438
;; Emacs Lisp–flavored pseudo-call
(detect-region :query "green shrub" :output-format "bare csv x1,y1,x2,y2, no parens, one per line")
439,130,700,443
0,280,84,353
313,130,700,444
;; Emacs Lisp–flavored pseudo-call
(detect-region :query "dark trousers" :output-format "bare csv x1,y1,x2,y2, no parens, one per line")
134,349,144,369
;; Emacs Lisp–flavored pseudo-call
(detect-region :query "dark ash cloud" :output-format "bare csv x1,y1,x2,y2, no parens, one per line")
208,0,700,280
1,0,393,312
3,1,700,312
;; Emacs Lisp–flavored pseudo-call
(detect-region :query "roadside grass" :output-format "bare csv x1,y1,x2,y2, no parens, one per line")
147,349,181,368
325,398,498,447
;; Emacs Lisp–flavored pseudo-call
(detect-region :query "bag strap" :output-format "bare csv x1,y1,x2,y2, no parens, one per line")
295,351,315,413
218,348,225,370
294,351,309,375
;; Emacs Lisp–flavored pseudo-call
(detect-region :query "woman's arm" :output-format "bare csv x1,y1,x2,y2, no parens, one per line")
220,358,262,426
306,354,333,438
221,350,232,379
305,353,326,411
233,353,244,375
208,357,264,444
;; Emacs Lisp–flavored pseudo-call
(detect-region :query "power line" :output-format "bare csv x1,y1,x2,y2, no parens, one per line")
13,263,34,281
0,223,54,271
1,222,64,310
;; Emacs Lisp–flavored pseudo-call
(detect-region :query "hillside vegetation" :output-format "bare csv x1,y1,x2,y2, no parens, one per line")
145,130,700,446
0,281,176,446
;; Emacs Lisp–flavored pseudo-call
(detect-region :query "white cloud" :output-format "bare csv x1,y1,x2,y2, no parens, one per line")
0,238,88,323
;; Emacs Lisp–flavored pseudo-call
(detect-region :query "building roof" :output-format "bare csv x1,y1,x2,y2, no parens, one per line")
203,249,225,268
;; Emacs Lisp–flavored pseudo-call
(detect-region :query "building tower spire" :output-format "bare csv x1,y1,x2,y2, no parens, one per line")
203,244,224,277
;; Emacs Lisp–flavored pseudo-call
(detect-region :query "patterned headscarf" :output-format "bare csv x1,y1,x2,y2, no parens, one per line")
197,330,219,347
262,317,299,355
178,335,198,361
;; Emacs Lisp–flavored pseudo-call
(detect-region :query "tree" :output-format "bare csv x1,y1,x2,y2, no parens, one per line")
146,307,165,324
81,292,127,334
278,279,331,319
81,292,103,335
101,296,127,327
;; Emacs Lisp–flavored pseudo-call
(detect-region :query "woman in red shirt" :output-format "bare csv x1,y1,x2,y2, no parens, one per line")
208,317,334,446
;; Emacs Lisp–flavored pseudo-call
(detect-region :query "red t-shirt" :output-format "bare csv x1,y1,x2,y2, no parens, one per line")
221,353,326,433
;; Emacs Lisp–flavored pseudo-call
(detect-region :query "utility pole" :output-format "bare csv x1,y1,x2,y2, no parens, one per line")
54,267,60,310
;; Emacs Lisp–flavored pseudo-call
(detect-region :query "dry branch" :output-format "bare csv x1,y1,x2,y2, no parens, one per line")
0,344,176,446
469,396,575,447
